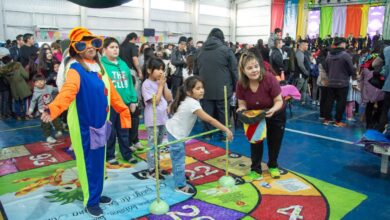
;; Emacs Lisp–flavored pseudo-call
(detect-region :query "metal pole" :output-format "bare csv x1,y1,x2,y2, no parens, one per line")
152,95,160,202
224,86,229,176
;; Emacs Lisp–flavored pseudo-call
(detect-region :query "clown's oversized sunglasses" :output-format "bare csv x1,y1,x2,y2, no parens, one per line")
71,37,103,53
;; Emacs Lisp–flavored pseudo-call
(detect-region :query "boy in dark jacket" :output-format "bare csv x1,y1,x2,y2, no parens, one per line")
323,37,356,127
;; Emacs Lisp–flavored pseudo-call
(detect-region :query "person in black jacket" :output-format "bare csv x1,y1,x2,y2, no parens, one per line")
323,37,356,127
119,32,143,80
194,28,238,139
170,36,187,98
270,39,285,79
19,33,38,68
294,40,310,104
9,35,23,62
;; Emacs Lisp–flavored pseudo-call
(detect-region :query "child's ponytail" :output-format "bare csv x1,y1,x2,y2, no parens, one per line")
170,84,187,114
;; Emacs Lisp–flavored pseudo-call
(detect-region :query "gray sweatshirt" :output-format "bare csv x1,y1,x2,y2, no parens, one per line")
28,85,58,113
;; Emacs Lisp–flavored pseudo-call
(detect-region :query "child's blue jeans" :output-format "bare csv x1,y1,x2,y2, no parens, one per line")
167,132,186,188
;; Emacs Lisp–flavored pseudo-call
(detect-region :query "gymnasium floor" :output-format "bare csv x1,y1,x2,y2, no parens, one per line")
0,104,389,219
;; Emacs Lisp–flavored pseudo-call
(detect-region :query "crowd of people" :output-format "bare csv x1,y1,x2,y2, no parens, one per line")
0,26,389,218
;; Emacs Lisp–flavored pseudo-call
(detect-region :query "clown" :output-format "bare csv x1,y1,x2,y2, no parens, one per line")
41,27,131,218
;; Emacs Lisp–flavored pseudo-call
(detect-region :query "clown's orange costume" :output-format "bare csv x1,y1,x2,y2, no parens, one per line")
42,27,131,218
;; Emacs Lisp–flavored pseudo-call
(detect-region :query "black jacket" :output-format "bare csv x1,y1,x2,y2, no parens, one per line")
20,45,38,67
323,47,356,88
170,48,187,77
270,48,284,74
119,42,138,70
194,36,238,100
9,46,21,62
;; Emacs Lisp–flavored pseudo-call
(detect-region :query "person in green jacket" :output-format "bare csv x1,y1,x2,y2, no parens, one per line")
101,37,139,165
0,48,32,120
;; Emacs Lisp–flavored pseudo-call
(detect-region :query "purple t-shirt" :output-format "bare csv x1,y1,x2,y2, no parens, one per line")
236,73,281,110
142,79,169,127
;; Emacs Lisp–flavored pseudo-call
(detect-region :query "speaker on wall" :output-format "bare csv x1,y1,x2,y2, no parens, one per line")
144,28,155,37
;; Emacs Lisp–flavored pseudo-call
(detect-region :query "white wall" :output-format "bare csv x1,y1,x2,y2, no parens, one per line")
235,0,271,44
198,0,231,42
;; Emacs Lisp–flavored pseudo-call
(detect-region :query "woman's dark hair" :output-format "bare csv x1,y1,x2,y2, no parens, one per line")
140,43,149,54
186,55,194,75
317,47,329,67
145,57,165,78
121,32,137,47
170,75,203,114
51,42,61,50
248,47,266,70
103,37,119,48
38,48,53,76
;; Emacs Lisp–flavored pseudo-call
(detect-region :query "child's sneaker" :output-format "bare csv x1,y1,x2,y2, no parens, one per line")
128,158,138,164
46,136,57,144
99,196,113,205
333,122,347,127
55,131,63,138
161,169,170,175
346,118,356,122
322,120,331,126
243,171,263,182
107,159,119,165
148,169,165,180
85,205,103,218
269,168,281,179
134,142,143,150
175,185,195,195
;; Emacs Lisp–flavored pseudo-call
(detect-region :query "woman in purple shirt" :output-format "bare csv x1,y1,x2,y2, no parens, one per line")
236,52,286,182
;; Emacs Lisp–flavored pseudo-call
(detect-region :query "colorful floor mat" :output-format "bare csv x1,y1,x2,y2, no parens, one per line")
0,129,367,220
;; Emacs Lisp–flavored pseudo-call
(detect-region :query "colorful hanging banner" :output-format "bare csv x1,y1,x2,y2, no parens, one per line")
41,30,48,40
320,7,333,39
383,3,390,40
283,0,298,38
53,31,61,40
367,6,385,37
62,33,68,40
296,0,308,39
332,6,347,37
345,5,363,37
307,10,320,38
47,31,54,39
155,36,159,42
271,0,285,32
360,5,370,37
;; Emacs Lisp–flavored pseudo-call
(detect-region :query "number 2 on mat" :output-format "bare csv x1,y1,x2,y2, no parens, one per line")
186,166,218,180
29,153,58,166
167,205,215,220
